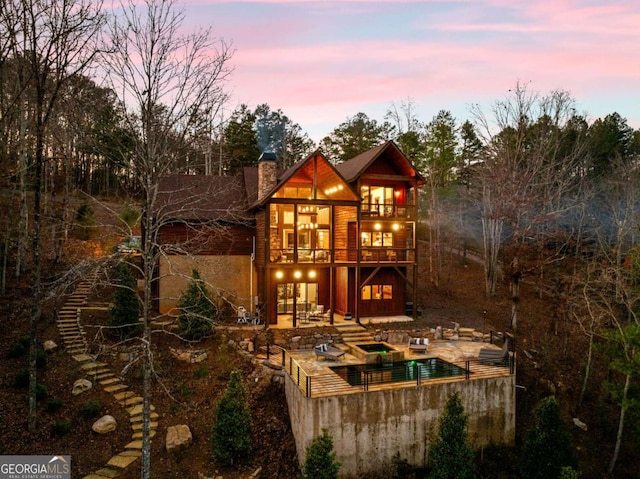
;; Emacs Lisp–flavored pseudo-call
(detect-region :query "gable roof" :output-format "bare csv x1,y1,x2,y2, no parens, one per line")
336,140,425,184
251,150,359,208
156,175,252,223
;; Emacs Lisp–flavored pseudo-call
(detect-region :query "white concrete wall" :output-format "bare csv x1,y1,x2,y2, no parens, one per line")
285,375,515,477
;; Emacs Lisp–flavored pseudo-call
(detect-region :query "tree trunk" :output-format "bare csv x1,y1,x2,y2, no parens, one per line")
482,217,502,297
608,373,630,474
510,273,519,331
578,333,593,407
28,115,45,433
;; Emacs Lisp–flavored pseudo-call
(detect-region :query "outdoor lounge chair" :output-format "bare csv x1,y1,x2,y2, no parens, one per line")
314,343,345,360
478,338,510,365
408,337,429,352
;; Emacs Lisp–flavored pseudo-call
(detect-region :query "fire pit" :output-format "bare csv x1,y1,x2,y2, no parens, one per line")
348,342,405,364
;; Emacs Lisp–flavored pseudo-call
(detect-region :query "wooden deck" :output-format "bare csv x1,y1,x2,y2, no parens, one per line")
281,341,515,399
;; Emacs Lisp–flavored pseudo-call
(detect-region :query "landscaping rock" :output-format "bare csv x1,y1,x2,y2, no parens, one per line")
573,417,588,431
92,415,117,434
72,378,92,395
169,347,208,363
43,340,58,352
166,424,192,452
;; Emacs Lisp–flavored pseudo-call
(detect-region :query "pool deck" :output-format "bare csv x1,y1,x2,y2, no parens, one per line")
283,339,513,398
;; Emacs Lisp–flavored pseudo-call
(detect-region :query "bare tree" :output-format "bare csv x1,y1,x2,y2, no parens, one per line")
1,0,105,432
472,84,587,330
103,0,232,475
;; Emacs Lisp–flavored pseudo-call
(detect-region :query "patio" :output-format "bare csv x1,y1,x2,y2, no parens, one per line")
277,338,514,398
269,313,415,329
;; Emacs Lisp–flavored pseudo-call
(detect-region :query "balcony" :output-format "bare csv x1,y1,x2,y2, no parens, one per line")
361,203,413,219
360,248,413,263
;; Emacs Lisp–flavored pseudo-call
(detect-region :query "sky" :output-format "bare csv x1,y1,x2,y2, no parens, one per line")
181,0,640,143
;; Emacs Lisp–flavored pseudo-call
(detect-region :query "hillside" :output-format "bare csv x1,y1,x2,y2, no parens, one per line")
0,240,636,478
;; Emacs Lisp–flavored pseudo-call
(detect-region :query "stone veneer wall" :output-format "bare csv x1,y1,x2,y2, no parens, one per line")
285,373,515,477
270,325,495,351
158,255,254,314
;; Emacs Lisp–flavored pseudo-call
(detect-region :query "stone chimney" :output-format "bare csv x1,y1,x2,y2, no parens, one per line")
258,151,278,200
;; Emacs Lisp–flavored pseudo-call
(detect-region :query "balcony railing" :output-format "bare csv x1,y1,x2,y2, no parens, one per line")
269,248,415,264
361,203,415,219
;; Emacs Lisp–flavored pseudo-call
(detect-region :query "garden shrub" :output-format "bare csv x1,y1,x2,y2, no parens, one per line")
178,269,215,341
302,429,341,479
211,370,252,465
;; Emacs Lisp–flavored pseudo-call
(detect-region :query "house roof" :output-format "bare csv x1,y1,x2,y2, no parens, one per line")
156,142,424,220
250,150,360,208
336,140,425,185
156,174,252,223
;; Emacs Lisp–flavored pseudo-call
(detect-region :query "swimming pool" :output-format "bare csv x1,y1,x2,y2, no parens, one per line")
330,358,469,387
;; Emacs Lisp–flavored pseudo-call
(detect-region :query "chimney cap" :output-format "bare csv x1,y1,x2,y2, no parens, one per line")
259,151,277,162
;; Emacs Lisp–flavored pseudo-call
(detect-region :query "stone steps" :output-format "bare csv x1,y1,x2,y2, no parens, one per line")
60,269,159,479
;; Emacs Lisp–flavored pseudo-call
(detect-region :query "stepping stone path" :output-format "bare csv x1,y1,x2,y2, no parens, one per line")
57,270,158,479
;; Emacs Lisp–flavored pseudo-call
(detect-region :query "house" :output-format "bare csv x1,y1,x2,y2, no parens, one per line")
156,141,424,325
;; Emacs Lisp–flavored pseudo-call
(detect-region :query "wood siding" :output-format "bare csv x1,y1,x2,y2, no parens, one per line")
358,267,405,316
158,223,255,255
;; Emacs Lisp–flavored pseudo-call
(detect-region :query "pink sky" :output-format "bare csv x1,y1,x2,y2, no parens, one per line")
181,0,640,142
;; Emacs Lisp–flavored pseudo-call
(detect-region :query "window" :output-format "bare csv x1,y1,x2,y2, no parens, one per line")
361,284,393,300
361,186,395,210
361,232,393,247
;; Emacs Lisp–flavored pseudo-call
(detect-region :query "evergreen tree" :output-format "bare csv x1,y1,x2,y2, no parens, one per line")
429,391,475,479
520,396,577,479
109,263,141,340
211,370,252,465
178,269,215,341
302,429,341,479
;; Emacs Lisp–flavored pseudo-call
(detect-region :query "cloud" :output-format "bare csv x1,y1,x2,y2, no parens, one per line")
179,0,640,139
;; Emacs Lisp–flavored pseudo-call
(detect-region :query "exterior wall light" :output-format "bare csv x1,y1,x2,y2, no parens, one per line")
275,271,284,279
309,270,316,279
374,223,382,231
294,270,302,279
392,223,400,231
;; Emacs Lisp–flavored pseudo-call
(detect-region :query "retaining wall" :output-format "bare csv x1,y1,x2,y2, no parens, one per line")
285,373,515,477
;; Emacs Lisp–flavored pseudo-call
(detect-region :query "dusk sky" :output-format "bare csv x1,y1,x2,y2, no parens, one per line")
182,0,640,143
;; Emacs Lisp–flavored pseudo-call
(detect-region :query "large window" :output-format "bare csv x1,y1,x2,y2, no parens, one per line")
277,282,318,313
361,284,393,300
361,186,395,215
361,232,393,247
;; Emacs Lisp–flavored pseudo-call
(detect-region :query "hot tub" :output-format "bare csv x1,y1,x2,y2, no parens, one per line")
348,342,405,364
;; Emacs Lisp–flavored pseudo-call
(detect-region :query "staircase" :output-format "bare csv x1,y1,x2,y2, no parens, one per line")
334,322,374,345
56,269,158,479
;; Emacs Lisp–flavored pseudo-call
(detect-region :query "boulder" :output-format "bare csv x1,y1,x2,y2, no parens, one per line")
92,415,117,434
43,340,58,352
169,347,208,363
166,424,192,452
72,379,92,395
573,417,588,431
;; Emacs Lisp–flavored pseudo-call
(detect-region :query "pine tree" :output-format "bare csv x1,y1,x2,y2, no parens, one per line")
429,391,476,479
302,429,341,479
520,396,577,479
109,263,140,340
178,269,215,340
211,370,252,465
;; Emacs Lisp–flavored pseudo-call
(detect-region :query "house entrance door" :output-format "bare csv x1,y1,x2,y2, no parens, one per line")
276,282,318,315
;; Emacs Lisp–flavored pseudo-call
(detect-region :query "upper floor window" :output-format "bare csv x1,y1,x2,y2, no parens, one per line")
361,185,403,216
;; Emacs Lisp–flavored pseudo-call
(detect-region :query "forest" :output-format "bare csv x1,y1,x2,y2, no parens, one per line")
2,0,640,478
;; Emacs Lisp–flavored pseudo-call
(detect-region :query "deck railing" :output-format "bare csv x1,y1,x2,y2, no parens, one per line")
281,348,515,398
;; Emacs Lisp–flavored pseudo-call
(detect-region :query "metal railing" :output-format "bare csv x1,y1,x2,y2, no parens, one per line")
280,348,515,398
287,352,312,397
